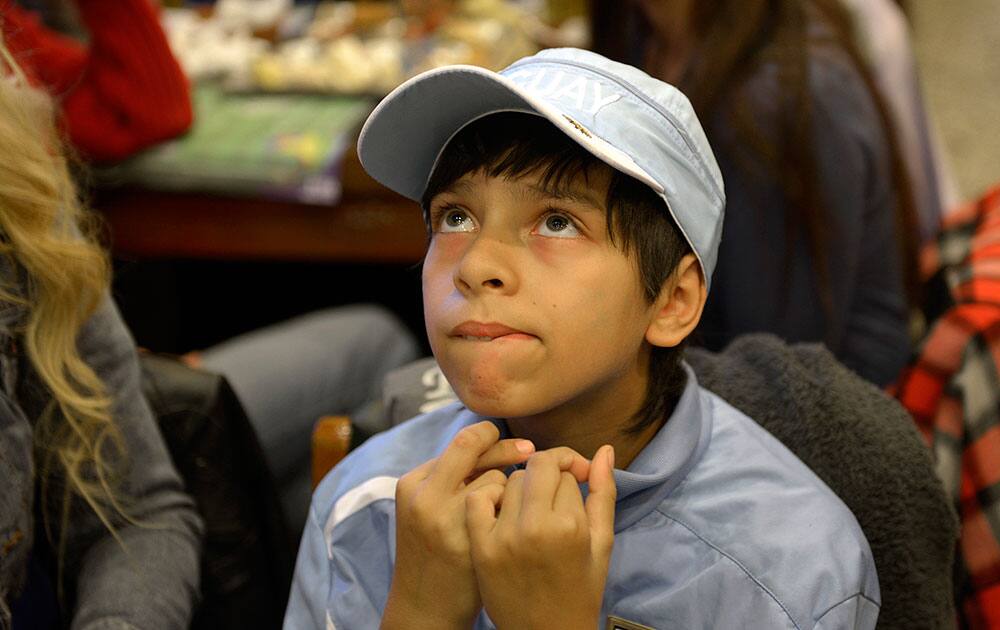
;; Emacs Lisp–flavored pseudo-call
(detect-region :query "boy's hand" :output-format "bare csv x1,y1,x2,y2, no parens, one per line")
381,421,536,630
466,445,617,629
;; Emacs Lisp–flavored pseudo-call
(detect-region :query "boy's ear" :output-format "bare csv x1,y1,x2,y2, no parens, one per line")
645,253,707,348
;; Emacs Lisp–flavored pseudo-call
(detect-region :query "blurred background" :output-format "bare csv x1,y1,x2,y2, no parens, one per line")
6,0,993,358
86,0,590,355
5,2,998,624
910,0,999,206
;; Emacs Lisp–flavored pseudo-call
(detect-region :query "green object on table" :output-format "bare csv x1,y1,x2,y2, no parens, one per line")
101,85,375,204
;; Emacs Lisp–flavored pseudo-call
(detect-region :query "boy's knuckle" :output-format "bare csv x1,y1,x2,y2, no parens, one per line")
550,447,572,461
498,527,520,551
473,420,500,436
530,450,554,467
453,425,486,450
497,536,533,561
428,519,455,545
451,432,475,451
475,543,501,568
466,492,488,513
593,533,614,555
410,499,439,524
521,522,548,546
478,469,507,486
554,447,580,468
553,515,580,537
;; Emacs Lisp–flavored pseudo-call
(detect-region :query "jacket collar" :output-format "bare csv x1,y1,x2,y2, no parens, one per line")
490,362,712,532
610,363,712,531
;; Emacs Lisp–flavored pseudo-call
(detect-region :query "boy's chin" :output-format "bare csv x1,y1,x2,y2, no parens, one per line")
456,387,551,421
445,363,562,419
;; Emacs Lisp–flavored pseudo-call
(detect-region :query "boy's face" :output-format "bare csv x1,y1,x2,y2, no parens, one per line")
422,166,661,422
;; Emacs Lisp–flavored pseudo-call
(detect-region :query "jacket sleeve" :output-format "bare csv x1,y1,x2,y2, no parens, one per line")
283,502,333,629
1,0,193,163
285,463,399,629
811,593,880,629
66,296,203,630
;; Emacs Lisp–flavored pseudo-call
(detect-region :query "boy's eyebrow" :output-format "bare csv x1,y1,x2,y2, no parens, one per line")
524,182,604,212
436,179,475,197
432,176,605,211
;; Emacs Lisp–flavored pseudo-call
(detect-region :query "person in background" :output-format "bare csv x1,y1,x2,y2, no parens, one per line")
187,305,420,536
892,184,1000,629
591,0,921,386
3,0,418,541
2,0,420,541
0,36,201,629
0,0,192,163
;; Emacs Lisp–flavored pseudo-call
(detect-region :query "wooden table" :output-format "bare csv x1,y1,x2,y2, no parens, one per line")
97,146,428,263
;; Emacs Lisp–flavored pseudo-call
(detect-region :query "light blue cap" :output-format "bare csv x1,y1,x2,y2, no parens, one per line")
358,47,726,289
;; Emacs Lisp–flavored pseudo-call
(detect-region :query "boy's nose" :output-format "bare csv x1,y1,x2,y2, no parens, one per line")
453,236,518,296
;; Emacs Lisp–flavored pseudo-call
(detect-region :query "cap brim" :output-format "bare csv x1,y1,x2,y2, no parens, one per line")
357,65,664,203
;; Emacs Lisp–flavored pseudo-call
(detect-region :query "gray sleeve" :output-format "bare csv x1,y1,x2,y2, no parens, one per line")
66,296,203,630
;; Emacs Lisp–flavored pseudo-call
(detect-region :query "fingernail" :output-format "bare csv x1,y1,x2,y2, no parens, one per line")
515,440,535,454
606,446,615,469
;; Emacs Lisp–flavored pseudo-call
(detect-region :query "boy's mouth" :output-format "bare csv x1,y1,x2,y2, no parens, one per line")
449,321,536,342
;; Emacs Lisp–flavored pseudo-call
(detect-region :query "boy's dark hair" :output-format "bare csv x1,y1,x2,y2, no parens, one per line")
421,112,692,433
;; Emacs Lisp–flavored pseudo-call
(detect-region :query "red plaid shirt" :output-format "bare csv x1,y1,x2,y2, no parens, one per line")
893,185,1000,629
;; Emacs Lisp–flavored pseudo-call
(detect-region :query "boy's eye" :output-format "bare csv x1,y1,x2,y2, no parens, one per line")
436,207,477,233
535,212,580,238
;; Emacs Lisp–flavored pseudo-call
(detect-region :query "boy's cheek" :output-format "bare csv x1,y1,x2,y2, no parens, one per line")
529,236,591,267
422,242,458,295
425,234,469,264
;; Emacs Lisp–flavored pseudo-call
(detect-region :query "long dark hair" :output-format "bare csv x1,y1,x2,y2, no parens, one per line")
591,0,922,317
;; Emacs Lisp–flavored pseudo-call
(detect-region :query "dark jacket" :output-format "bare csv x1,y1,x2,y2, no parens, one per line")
696,32,912,386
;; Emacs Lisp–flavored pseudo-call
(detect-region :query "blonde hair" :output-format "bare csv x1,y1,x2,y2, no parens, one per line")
0,39,128,577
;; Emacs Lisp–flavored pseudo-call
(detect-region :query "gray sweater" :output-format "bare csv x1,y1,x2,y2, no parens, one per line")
0,294,202,629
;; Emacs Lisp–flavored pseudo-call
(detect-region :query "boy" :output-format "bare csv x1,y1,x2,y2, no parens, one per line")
284,48,879,629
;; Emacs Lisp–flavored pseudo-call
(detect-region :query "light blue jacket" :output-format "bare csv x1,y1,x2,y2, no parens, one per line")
284,366,880,629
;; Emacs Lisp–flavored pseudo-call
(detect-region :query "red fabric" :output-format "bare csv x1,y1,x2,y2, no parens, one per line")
1,0,192,162
892,185,1000,629
967,584,1000,629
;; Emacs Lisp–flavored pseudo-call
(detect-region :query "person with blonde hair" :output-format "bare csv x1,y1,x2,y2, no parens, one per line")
0,36,201,629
